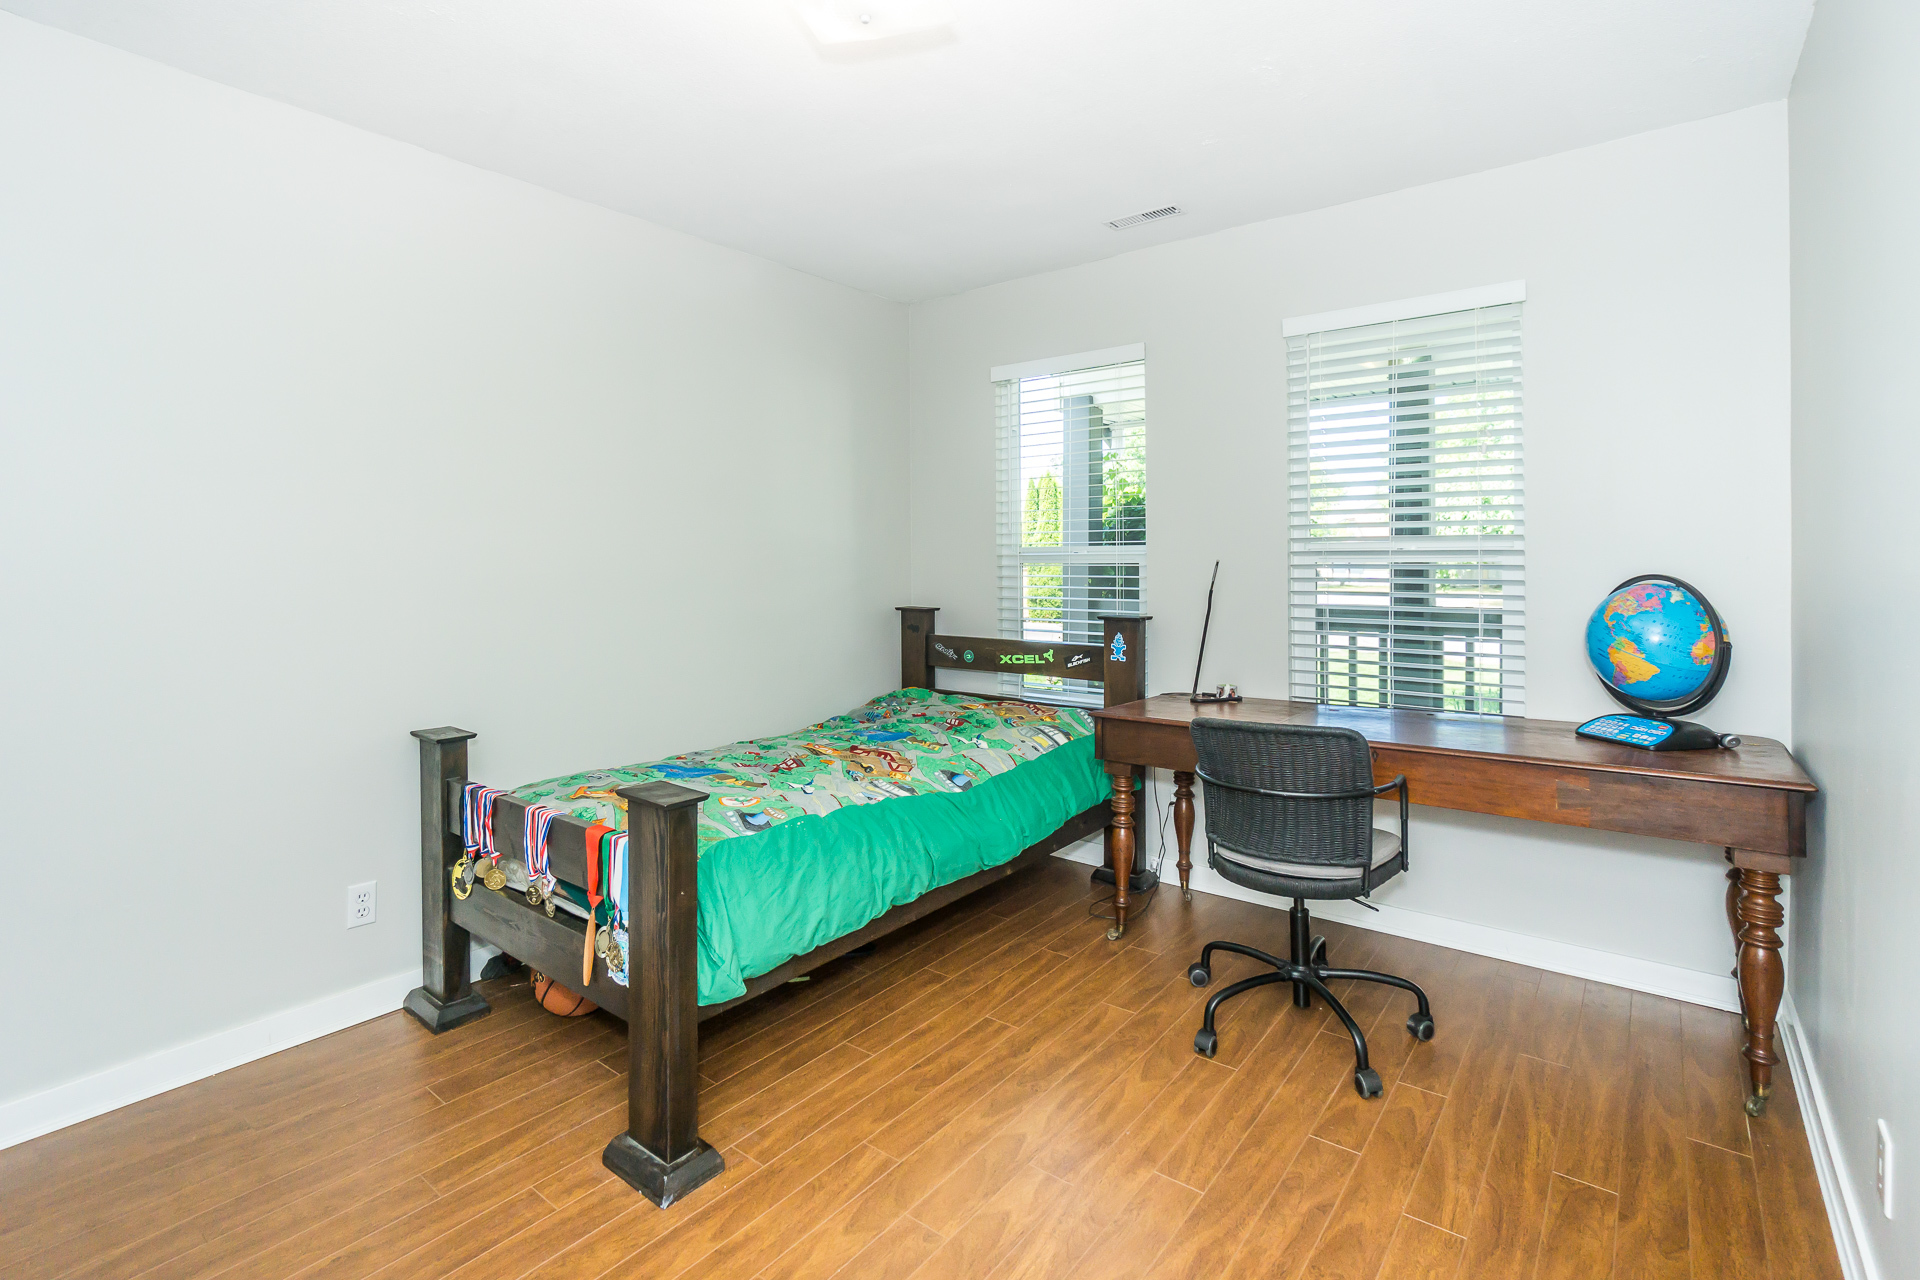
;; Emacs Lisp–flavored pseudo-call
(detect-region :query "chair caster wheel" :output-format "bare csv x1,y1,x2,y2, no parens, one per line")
1745,1093,1768,1117
1188,964,1211,987
1407,1012,1435,1042
1194,1029,1218,1058
1182,889,1192,902
1310,936,1328,967
1354,1068,1383,1099
1106,926,1123,942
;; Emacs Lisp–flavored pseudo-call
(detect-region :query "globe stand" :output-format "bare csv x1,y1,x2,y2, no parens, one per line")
1582,574,1740,753
1575,714,1738,752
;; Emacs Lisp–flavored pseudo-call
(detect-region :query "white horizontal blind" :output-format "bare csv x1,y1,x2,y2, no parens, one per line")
1287,303,1524,714
996,357,1146,701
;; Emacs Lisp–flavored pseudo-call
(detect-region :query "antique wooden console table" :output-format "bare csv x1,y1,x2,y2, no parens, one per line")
1088,695,1817,1116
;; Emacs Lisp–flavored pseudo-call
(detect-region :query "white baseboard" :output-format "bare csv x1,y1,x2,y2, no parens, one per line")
1304,897,1741,1012
0,965,421,1152
1778,996,1881,1280
1054,847,1740,1012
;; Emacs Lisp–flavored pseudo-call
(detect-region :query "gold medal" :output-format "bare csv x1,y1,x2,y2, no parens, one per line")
607,936,624,971
544,897,556,918
595,929,610,958
451,864,472,901
483,864,507,892
526,883,543,907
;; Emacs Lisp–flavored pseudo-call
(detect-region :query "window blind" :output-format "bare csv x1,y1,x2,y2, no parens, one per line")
995,356,1146,701
1286,302,1524,714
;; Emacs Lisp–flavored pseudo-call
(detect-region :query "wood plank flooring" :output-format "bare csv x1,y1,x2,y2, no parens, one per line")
0,859,1843,1280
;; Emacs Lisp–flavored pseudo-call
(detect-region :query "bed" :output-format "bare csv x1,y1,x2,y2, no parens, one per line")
402,607,1147,1207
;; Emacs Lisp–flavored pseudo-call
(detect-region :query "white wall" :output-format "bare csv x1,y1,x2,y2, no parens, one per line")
0,15,906,1116
908,105,1791,986
1789,0,1920,1274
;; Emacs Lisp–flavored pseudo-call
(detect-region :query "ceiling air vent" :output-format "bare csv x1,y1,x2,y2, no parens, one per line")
1106,206,1185,230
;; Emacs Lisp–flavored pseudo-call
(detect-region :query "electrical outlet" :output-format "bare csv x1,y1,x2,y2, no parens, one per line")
1878,1119,1895,1219
347,880,377,929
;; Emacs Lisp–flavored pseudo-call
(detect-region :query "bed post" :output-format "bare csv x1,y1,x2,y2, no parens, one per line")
403,727,492,1033
604,780,723,1207
896,606,939,689
1093,615,1153,909
1099,614,1149,707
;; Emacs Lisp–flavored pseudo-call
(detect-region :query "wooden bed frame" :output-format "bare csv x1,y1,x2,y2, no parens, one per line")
403,607,1148,1207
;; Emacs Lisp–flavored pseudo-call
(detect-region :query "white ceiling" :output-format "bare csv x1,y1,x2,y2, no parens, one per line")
4,1,1813,302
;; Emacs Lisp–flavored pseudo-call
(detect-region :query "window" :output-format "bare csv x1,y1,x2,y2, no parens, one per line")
1286,290,1524,714
994,346,1146,701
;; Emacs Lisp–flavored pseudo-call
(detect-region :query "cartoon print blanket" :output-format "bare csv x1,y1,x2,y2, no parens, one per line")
510,688,1108,1004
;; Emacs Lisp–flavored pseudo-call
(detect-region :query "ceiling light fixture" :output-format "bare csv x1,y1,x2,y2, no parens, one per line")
796,1,954,45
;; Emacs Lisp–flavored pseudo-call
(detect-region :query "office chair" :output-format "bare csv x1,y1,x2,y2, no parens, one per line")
1186,719,1434,1098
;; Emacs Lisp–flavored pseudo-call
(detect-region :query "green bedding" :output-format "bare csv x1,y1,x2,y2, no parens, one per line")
509,688,1108,1004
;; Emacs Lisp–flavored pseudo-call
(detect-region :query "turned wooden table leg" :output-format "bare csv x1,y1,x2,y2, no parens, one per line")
1172,771,1195,901
1735,867,1786,1117
1108,768,1136,941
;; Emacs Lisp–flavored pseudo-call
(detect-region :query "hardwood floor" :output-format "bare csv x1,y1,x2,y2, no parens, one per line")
0,859,1843,1280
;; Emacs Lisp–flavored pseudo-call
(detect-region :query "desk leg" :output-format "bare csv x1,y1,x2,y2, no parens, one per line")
1107,769,1136,941
1735,867,1786,1117
1172,771,1195,901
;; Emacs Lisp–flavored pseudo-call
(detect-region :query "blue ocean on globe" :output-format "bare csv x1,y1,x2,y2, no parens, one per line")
1584,581,1719,705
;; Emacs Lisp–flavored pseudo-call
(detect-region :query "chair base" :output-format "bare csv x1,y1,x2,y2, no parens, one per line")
1187,901,1433,1099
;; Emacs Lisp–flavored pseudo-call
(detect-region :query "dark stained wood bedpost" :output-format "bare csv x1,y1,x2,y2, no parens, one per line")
896,606,939,689
603,780,724,1207
403,727,492,1033
1094,615,1152,904
1098,614,1149,707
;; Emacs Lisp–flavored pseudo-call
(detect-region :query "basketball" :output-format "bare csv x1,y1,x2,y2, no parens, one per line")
532,971,597,1017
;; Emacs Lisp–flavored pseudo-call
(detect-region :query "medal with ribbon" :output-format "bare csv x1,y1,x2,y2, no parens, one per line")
459,784,508,895
604,830,630,982
580,822,613,984
523,802,562,914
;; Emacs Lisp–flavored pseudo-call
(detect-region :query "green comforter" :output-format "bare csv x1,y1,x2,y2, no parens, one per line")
510,688,1108,1004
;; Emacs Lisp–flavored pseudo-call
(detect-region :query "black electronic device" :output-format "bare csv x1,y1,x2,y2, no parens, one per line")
1574,573,1741,752
1189,560,1242,705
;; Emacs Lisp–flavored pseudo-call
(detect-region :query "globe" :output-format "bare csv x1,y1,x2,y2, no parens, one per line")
1584,576,1728,712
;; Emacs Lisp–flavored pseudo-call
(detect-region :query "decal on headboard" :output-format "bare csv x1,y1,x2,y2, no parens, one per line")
999,649,1055,666
1109,633,1128,663
1067,653,1092,670
933,642,959,660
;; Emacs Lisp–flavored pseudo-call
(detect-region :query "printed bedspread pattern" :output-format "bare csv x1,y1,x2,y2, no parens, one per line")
463,688,1101,1003
510,687,1092,848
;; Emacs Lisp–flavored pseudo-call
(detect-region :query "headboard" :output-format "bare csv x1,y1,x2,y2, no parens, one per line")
895,606,1149,708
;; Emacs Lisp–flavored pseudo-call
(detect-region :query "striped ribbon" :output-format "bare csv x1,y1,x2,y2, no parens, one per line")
461,784,506,863
606,831,630,931
524,803,562,900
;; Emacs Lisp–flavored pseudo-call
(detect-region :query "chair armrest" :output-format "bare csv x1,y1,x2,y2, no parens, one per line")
1372,775,1410,867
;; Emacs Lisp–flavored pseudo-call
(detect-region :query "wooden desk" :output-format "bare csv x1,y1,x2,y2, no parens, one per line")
1089,695,1817,1115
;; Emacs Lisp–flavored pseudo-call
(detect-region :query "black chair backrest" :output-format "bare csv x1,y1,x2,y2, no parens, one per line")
1192,719,1376,873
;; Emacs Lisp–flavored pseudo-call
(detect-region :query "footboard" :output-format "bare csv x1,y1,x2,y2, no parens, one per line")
404,730,721,1207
